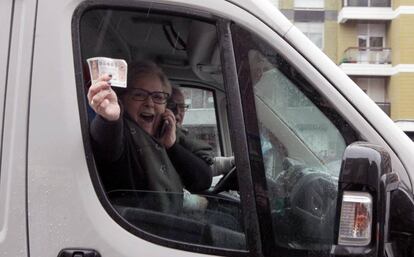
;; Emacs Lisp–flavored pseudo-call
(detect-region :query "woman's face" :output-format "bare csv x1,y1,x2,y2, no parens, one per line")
122,74,166,136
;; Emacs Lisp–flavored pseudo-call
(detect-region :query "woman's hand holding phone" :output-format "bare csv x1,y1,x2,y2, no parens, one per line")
157,109,176,149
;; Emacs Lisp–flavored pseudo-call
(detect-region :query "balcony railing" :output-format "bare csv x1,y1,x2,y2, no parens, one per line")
376,102,390,116
341,47,391,64
343,0,390,7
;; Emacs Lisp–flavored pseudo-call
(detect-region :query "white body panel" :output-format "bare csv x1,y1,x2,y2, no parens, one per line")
0,0,37,256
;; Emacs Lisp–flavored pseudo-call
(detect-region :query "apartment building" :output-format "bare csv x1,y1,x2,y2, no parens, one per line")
275,0,414,121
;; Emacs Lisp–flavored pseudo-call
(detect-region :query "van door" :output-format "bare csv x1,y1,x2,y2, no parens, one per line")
0,0,37,256
29,1,253,257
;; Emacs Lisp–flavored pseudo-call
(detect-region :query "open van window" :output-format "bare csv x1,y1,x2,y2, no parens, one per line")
78,7,247,254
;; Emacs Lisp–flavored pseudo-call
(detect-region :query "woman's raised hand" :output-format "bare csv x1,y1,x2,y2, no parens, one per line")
87,74,120,121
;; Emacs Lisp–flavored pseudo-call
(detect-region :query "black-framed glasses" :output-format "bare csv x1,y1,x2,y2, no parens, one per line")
128,88,170,104
167,102,190,113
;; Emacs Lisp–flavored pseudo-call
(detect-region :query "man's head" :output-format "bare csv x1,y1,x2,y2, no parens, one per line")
168,86,189,126
121,61,171,136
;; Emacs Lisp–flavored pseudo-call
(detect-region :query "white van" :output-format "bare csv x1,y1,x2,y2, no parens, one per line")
1,0,414,256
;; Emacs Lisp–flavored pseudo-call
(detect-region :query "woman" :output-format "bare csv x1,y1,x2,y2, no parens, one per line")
87,61,212,211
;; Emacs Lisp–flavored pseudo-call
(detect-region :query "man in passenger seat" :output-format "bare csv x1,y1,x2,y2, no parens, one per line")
87,61,212,212
168,86,214,165
168,86,235,177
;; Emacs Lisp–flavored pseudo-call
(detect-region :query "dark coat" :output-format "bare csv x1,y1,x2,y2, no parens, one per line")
176,126,214,166
90,114,212,205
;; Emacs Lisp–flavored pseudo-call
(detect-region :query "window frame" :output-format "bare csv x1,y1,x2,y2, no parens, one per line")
217,19,264,256
72,1,257,256
357,23,386,48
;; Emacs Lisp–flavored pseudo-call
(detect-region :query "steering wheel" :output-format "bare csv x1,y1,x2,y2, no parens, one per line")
272,168,337,246
290,171,336,219
211,166,238,194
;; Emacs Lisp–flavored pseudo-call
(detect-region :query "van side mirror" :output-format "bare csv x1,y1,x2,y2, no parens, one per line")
331,142,399,256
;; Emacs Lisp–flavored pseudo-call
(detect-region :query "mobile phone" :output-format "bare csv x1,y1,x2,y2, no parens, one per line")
157,120,168,138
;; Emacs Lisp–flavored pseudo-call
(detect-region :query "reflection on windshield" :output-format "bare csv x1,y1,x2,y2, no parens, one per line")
250,49,346,175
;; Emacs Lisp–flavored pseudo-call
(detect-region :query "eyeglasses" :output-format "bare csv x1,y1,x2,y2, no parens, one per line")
167,102,190,113
128,88,170,104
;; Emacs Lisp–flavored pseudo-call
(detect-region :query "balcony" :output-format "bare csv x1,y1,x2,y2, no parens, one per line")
339,0,393,23
341,47,391,64
339,47,393,76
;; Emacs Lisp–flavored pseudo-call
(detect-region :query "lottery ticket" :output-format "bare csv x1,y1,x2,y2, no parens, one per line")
87,57,127,88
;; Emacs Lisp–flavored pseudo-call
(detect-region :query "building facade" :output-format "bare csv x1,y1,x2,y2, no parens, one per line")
275,0,414,121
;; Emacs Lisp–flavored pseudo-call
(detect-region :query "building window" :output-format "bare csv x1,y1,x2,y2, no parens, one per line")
344,0,390,7
354,77,390,115
358,23,385,48
294,0,324,9
354,77,387,102
294,10,325,22
295,22,324,49
357,23,388,63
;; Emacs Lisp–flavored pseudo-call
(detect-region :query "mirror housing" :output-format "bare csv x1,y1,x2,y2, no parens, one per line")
331,142,399,256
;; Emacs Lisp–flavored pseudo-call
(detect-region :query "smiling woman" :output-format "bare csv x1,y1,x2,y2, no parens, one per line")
88,60,212,202
120,61,171,138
